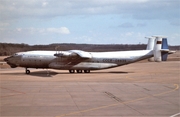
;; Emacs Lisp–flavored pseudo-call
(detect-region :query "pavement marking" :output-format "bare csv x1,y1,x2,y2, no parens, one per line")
104,91,122,102
0,87,26,98
56,84,179,117
170,112,180,117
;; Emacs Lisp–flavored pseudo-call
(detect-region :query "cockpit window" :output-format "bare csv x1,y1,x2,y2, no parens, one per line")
13,52,24,56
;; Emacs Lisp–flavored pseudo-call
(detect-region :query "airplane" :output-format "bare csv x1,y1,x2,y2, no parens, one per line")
4,36,175,74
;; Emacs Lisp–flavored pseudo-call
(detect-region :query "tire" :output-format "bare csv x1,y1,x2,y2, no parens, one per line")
84,70,90,73
76,70,82,73
69,70,75,73
26,70,30,74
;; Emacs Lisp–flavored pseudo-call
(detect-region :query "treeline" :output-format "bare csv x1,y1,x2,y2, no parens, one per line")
0,43,179,56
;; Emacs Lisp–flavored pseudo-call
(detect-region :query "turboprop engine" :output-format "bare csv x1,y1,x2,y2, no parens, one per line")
54,52,78,58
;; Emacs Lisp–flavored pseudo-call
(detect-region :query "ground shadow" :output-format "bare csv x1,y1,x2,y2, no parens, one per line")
1,70,133,77
0,70,58,77
49,71,133,74
28,71,58,77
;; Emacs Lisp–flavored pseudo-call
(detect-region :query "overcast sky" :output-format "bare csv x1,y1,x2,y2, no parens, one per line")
0,0,180,45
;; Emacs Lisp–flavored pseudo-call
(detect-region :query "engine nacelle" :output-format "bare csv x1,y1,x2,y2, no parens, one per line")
54,52,78,58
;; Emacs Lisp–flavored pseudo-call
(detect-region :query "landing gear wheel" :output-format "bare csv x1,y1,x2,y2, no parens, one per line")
76,70,82,73
84,70,90,73
26,69,30,74
69,70,75,73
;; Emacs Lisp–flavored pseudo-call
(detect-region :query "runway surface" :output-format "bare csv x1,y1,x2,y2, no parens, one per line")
0,61,180,117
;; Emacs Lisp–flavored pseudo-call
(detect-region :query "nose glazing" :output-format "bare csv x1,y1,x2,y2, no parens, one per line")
4,58,8,62
4,57,11,62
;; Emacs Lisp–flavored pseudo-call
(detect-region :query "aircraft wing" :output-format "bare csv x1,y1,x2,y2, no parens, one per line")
69,50,92,59
51,50,92,68
65,50,92,65
54,50,92,59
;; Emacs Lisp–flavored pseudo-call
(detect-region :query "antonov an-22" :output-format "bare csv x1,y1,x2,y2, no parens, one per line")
4,36,175,74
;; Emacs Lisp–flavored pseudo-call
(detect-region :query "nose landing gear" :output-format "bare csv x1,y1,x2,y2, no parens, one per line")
25,68,30,74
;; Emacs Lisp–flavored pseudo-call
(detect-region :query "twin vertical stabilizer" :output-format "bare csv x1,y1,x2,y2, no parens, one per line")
153,36,170,62
146,36,174,62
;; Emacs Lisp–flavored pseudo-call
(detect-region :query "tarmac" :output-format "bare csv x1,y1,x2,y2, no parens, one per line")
0,61,180,117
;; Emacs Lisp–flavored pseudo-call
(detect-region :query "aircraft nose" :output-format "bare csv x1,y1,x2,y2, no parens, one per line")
4,57,10,62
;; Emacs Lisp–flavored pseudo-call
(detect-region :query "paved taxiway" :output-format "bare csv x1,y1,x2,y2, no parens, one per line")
0,61,180,117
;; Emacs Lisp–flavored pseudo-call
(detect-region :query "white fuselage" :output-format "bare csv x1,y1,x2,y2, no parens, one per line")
5,50,153,70
4,36,173,74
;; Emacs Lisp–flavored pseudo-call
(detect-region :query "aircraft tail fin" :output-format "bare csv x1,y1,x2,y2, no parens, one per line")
146,37,155,61
146,37,155,50
153,36,175,62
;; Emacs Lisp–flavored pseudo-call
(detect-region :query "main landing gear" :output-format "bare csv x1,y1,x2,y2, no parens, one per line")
69,70,90,73
25,68,30,74
24,68,90,74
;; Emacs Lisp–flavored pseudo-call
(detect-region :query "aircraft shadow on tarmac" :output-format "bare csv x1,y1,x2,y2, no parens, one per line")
1,70,132,77
1,71,58,77
32,71,132,77
28,71,58,77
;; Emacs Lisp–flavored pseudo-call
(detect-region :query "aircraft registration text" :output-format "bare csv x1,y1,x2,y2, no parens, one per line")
103,59,126,63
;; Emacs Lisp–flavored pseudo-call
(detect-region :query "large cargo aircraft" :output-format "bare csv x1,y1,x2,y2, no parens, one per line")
4,36,175,74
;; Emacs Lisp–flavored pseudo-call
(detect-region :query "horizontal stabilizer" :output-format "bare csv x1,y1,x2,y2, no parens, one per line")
160,49,169,52
160,49,176,54
168,51,176,54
